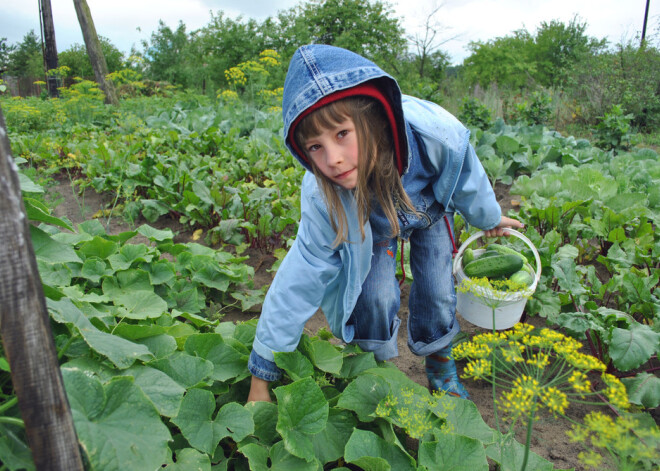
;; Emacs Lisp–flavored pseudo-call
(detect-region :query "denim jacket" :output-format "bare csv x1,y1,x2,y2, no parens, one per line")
249,45,500,381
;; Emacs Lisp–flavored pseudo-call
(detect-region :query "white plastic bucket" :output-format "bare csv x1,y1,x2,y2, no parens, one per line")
452,229,541,330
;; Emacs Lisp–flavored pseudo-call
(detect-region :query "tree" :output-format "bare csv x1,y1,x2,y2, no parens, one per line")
278,0,407,71
408,3,457,79
6,30,42,77
463,29,536,89
0,38,14,74
532,16,606,87
142,20,192,86
59,37,124,78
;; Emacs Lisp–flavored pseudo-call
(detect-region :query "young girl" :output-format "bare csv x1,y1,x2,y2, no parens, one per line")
247,44,522,402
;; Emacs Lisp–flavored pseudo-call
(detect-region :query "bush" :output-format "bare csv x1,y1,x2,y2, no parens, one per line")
563,41,660,132
594,104,633,152
508,90,552,125
458,96,493,129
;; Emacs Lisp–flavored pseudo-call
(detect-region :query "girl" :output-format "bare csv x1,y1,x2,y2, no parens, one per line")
247,45,522,402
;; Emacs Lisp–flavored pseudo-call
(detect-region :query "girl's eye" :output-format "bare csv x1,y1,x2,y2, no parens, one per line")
338,130,348,138
307,144,320,153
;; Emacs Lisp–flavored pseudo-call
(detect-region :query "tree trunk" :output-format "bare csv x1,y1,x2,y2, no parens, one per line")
39,0,60,98
72,0,119,105
0,106,84,470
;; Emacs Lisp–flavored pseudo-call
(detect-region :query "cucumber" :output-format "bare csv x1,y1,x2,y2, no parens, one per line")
462,248,475,267
509,269,534,286
487,243,528,265
478,250,502,259
464,254,523,279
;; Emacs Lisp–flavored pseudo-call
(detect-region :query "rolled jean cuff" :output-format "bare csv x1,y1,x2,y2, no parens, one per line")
407,317,460,357
352,317,401,361
248,349,282,382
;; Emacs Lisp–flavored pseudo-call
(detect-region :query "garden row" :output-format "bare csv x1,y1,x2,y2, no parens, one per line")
0,87,658,469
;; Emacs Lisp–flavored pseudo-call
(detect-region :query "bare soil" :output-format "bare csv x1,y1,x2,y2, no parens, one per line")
49,176,603,470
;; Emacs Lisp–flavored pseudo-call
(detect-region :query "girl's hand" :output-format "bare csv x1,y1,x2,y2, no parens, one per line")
247,376,272,403
483,216,524,238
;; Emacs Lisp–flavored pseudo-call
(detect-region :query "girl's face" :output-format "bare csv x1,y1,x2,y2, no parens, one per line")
303,118,359,189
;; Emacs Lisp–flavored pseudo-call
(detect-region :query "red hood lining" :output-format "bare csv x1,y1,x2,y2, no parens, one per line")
287,82,404,176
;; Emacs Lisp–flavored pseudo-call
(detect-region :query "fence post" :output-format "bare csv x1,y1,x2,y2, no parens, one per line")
0,106,83,469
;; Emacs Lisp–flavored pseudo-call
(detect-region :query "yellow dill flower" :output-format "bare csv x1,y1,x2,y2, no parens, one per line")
218,89,239,102
526,352,550,369
568,370,591,396
577,450,603,468
566,424,589,443
540,387,568,415
601,374,629,409
501,342,525,363
564,351,607,372
462,358,492,380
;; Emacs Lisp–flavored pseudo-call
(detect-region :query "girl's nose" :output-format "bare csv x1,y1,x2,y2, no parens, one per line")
326,144,343,167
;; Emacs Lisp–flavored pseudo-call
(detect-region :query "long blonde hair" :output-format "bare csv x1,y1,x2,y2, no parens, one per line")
294,96,417,246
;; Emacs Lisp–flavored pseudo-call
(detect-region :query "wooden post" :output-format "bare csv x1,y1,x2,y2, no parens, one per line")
72,0,119,105
39,0,60,98
0,106,84,469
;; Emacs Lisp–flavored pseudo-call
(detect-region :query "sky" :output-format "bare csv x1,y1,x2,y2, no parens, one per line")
1,0,659,65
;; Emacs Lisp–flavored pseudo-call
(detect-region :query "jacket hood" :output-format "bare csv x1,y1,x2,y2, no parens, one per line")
282,44,409,174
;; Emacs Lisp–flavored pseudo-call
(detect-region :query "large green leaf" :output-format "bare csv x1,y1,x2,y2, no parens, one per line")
0,424,35,471
163,448,211,471
48,298,153,369
418,434,488,470
344,429,416,471
486,434,554,471
121,365,186,417
184,333,249,382
102,269,168,319
336,373,390,422
78,236,119,260
24,197,73,231
245,401,279,445
441,397,497,444
311,408,357,464
274,350,314,381
622,373,660,408
608,323,660,371
274,377,329,462
62,368,171,471
149,351,214,388
171,389,254,455
551,258,587,295
30,225,81,264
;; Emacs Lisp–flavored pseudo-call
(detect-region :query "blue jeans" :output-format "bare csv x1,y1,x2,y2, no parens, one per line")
349,216,459,360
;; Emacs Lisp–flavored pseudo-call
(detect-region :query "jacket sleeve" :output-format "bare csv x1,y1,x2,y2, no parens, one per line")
251,173,342,366
450,143,502,231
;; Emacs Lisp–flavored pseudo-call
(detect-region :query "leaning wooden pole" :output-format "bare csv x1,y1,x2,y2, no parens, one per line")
0,106,84,469
72,0,119,105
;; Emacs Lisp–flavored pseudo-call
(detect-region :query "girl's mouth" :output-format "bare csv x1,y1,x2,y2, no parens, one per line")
335,168,355,179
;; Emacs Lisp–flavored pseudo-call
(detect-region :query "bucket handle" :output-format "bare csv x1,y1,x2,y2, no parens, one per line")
452,229,542,285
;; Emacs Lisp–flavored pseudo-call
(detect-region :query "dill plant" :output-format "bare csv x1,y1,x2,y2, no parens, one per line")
454,276,630,471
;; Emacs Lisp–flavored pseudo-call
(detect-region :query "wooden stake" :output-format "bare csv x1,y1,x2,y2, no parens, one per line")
0,106,83,469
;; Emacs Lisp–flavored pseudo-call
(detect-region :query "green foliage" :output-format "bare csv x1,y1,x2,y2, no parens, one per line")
563,40,660,131
6,30,42,77
463,29,536,89
58,37,126,77
532,16,607,87
459,96,493,130
0,37,13,73
509,90,553,125
594,104,633,151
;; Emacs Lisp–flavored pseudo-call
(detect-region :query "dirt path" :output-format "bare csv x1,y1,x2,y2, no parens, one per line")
48,176,594,470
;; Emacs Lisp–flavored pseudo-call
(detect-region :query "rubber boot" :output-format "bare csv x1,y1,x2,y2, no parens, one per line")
425,345,470,399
